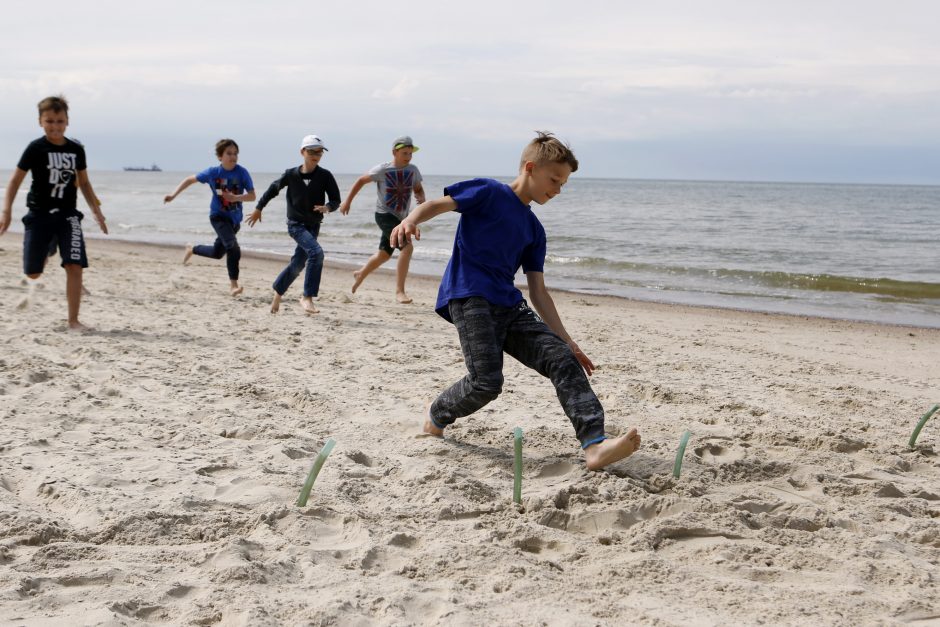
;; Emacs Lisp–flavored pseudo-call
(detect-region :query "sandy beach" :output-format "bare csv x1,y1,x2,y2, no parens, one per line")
0,236,938,626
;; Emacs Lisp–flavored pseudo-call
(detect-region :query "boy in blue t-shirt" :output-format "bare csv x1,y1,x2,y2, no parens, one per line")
164,139,256,296
390,132,641,471
339,135,426,303
1,95,108,331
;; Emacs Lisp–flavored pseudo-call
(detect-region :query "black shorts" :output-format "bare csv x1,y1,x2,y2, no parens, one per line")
22,211,88,275
375,212,406,255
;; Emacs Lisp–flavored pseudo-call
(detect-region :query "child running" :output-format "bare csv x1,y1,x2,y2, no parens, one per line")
390,132,641,471
1,95,108,331
247,135,341,314
339,135,425,303
163,139,256,296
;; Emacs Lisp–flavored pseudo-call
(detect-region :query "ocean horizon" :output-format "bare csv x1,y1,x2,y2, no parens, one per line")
3,169,939,328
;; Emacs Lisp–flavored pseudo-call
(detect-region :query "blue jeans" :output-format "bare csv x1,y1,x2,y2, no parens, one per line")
193,215,241,280
273,221,324,297
429,297,606,448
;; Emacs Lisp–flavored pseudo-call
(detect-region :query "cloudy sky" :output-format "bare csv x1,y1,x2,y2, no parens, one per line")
2,1,939,183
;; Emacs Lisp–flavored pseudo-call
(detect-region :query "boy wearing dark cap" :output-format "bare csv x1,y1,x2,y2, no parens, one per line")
339,135,425,303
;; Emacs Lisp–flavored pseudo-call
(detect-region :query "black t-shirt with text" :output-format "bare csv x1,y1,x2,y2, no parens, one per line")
17,137,87,217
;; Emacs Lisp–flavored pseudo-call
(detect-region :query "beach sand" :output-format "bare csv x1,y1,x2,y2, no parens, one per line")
1,237,938,625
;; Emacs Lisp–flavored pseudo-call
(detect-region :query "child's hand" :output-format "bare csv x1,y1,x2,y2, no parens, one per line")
246,209,263,227
390,221,419,247
163,194,175,204
95,213,109,235
313,205,330,214
339,201,350,215
0,212,11,236
569,341,595,376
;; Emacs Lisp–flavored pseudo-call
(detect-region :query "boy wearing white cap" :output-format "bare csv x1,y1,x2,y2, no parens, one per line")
339,135,425,303
247,135,341,314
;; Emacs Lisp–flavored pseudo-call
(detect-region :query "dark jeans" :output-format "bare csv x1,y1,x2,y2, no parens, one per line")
273,221,323,297
430,297,606,448
193,215,241,280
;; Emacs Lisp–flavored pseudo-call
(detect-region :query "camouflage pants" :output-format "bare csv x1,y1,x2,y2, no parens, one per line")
430,297,606,448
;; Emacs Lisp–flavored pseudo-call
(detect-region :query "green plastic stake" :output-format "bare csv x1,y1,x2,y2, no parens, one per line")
909,404,939,449
513,428,523,504
296,438,336,507
673,430,692,479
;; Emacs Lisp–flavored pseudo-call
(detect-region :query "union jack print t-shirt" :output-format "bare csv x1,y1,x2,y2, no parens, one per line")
367,162,423,217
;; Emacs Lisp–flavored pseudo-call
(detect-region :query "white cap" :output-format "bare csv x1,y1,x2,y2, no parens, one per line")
301,134,328,151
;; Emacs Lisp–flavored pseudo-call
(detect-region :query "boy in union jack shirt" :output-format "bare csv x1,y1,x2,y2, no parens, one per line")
340,135,425,304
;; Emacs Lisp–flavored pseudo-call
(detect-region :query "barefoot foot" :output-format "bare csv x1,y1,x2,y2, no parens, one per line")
423,418,445,438
230,285,244,297
396,291,413,304
351,270,364,294
270,292,282,313
584,428,641,471
299,297,320,314
67,320,90,332
183,244,194,265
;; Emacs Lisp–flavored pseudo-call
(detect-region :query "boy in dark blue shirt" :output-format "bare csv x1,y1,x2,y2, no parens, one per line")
390,132,641,471
1,95,108,331
164,139,256,296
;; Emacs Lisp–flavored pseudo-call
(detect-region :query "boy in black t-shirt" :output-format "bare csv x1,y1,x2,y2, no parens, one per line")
1,95,108,330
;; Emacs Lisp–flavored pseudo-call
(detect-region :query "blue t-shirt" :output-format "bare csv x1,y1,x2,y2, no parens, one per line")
435,178,547,322
196,164,254,224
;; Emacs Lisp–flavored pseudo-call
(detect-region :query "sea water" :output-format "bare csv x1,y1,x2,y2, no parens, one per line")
2,170,938,328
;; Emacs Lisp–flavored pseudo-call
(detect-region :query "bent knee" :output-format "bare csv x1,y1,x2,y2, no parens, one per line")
473,376,503,402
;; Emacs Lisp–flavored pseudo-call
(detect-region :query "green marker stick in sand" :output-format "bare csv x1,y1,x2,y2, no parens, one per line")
296,438,336,507
513,427,523,504
673,430,692,479
909,404,939,449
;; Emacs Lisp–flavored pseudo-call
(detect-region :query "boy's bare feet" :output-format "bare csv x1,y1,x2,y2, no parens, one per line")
230,285,244,297
584,428,641,471
396,291,413,304
183,244,194,265
423,418,444,437
270,292,282,313
299,296,319,314
67,320,90,332
351,270,364,294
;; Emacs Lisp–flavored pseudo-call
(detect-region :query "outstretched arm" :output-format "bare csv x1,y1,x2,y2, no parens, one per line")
339,173,371,215
77,170,108,234
0,168,27,236
525,271,595,376
389,196,457,248
164,175,198,203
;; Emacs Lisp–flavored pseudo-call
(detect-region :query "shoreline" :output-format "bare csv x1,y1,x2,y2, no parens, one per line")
88,234,940,332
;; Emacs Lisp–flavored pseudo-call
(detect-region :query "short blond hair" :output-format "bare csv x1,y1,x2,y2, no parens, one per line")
519,131,578,173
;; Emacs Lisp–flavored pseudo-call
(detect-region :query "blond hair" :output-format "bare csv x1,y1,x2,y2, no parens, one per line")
519,131,578,173
37,95,69,117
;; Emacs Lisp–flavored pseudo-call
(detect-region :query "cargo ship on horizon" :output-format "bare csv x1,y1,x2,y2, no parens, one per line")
123,164,162,172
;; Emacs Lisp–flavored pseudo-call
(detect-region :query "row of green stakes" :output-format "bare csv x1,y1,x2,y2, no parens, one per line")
672,403,940,479
295,405,939,506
